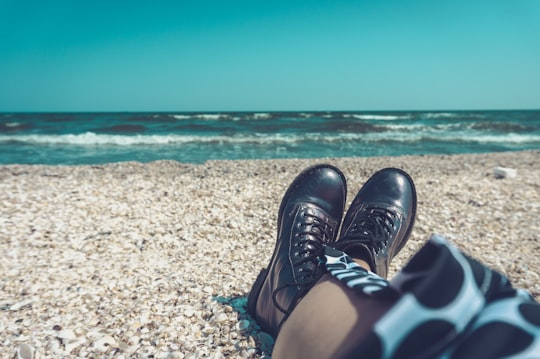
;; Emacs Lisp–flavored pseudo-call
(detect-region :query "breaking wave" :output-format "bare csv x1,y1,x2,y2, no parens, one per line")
2,131,539,146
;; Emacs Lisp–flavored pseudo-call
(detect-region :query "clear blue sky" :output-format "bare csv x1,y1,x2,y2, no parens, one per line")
1,0,539,112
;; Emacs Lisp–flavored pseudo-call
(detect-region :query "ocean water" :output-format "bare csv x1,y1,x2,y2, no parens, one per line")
1,110,539,165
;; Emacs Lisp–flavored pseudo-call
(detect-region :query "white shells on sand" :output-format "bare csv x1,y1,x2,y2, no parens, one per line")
1,151,539,357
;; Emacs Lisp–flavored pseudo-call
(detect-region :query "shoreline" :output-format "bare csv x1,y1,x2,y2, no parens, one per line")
1,150,539,357
1,148,539,168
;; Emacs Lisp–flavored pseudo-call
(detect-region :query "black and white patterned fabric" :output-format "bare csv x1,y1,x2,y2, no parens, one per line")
323,234,540,358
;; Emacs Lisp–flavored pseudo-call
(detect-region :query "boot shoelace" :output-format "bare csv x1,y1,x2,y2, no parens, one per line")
272,209,335,315
336,206,398,254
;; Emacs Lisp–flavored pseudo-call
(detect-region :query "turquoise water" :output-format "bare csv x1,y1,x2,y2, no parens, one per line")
1,110,539,165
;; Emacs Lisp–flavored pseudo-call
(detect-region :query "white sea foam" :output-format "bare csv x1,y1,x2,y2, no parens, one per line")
422,112,458,119
383,124,427,131
423,112,487,119
5,122,21,127
171,114,192,120
0,132,302,146
252,113,272,119
1,131,538,146
194,114,230,120
349,114,409,120
383,123,462,131
172,113,231,120
451,133,540,144
0,132,369,146
375,132,540,144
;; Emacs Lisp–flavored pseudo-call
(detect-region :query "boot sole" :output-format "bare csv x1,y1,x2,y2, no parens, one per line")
246,164,346,319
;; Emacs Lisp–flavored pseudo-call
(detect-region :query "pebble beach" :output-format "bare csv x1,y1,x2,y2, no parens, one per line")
1,150,539,358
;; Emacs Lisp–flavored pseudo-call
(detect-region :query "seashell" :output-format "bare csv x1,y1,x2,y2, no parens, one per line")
203,286,213,294
127,335,140,346
64,338,85,353
236,320,250,331
56,329,76,340
93,335,117,352
15,343,34,359
10,300,33,311
167,352,183,359
215,313,229,323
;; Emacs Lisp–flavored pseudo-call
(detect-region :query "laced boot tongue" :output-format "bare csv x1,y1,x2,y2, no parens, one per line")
335,241,376,272
272,206,333,315
336,206,397,273
294,213,330,282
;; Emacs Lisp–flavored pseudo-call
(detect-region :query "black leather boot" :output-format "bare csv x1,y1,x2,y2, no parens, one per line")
335,168,417,279
247,164,347,337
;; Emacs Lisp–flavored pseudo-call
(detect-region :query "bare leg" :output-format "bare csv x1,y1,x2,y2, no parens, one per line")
272,265,395,359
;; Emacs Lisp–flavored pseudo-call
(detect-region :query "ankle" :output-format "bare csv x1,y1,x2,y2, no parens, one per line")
352,258,371,271
343,244,374,271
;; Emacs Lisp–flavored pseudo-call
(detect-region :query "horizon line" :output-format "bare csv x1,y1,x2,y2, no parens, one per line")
2,108,540,114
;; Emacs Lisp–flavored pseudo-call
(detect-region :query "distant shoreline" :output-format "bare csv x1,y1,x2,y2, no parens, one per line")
1,148,538,169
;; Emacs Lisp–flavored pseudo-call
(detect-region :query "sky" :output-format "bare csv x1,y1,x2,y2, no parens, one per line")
0,0,539,112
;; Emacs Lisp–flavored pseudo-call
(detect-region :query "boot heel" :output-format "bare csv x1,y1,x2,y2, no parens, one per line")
247,268,268,317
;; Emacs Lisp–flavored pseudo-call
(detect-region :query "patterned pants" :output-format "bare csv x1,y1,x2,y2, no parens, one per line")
324,234,540,358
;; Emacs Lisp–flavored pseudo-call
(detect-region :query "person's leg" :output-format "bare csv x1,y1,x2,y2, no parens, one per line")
267,168,417,357
278,234,540,359
248,167,416,355
273,273,396,359
247,164,348,337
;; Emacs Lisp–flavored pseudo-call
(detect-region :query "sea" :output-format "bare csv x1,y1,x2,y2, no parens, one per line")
1,110,539,165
